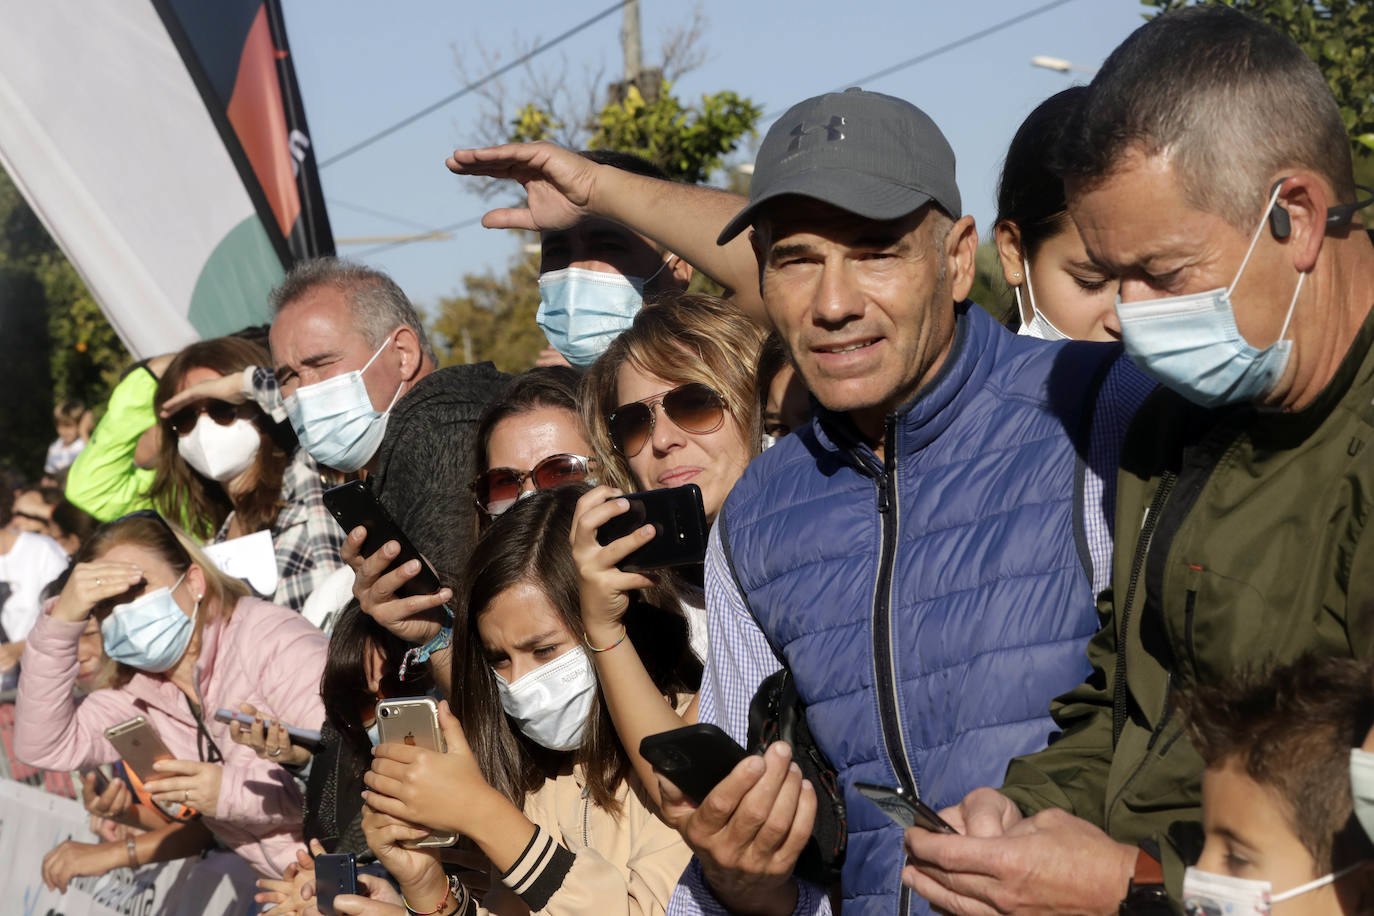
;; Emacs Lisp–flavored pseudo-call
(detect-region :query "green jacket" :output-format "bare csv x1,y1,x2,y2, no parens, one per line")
64,363,158,521
1001,304,1374,899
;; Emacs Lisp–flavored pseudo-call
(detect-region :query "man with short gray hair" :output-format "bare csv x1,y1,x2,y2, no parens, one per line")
905,7,1374,912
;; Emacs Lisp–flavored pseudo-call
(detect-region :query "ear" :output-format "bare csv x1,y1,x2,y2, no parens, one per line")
363,640,387,695
1274,173,1330,274
993,220,1026,288
391,326,428,381
946,215,980,304
664,253,693,291
185,563,207,605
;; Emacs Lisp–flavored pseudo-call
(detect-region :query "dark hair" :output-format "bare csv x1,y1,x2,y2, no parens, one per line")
321,601,432,753
51,499,98,546
150,336,294,541
996,87,1088,259
579,149,671,183
449,485,699,816
474,366,584,475
751,332,790,456
53,400,86,424
34,486,63,508
0,468,14,528
1057,5,1355,230
1181,655,1374,873
270,258,437,366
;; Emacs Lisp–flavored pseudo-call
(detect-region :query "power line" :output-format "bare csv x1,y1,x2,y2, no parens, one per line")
762,0,1083,122
319,0,629,169
352,215,488,258
327,197,436,232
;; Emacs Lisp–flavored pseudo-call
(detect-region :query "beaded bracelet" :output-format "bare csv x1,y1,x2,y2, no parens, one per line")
404,873,461,915
585,625,628,653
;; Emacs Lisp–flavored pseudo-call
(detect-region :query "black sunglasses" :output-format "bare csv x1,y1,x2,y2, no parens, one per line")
607,382,727,458
166,400,245,437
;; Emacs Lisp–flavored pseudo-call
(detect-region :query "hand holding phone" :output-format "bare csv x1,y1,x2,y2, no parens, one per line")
595,484,708,572
313,852,357,916
853,782,958,834
214,708,322,746
374,698,457,848
324,481,442,597
639,724,751,804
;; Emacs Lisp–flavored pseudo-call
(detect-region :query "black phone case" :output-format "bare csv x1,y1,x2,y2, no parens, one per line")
639,723,750,804
595,484,708,572
323,481,442,596
313,852,357,915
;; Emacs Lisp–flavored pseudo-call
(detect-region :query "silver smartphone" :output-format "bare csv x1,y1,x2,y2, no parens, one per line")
104,716,196,820
375,697,457,847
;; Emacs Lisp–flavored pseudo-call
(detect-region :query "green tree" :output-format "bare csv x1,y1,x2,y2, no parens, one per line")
1143,0,1374,153
432,247,547,372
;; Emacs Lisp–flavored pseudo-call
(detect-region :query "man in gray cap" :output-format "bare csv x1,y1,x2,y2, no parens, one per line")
450,90,1125,916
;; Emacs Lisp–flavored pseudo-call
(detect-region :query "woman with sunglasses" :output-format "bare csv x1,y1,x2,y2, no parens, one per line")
13,511,329,879
339,487,698,916
149,336,346,613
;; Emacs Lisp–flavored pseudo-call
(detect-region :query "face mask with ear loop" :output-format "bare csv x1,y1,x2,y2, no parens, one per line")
536,256,678,368
1183,862,1369,915
1014,255,1070,341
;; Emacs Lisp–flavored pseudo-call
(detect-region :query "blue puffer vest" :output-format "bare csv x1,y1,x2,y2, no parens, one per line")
719,305,1115,915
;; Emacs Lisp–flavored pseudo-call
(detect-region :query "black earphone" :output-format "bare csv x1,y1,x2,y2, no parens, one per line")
1268,177,1374,240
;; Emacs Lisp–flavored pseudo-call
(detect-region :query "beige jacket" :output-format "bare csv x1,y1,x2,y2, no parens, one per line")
469,765,690,916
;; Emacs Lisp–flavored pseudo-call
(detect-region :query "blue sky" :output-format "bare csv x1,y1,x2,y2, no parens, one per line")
281,0,1149,316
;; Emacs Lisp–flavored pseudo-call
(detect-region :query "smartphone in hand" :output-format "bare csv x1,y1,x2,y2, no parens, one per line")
595,484,708,572
375,698,457,848
213,708,322,746
313,852,357,916
639,723,751,804
323,481,442,596
853,782,958,834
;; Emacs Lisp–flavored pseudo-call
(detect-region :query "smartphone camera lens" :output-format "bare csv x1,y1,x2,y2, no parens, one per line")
380,708,391,718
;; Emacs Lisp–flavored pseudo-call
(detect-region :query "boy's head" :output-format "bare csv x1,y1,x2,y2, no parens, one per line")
1182,656,1374,913
53,400,85,443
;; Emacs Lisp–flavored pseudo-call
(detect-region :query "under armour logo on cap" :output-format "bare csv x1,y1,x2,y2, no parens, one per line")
788,116,847,152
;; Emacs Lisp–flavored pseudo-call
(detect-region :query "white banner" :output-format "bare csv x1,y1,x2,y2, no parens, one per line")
0,779,259,916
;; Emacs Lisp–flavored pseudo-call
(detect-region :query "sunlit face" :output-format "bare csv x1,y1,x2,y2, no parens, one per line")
1020,224,1119,341
479,582,578,684
75,617,106,686
763,364,811,440
1196,759,1353,914
540,217,668,283
486,408,593,486
93,543,196,624
614,363,750,523
270,287,402,407
1067,151,1301,400
755,199,958,436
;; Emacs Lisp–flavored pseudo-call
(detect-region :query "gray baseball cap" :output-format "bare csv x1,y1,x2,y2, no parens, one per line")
717,88,960,244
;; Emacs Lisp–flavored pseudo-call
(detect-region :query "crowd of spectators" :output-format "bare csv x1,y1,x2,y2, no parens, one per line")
4,6,1374,916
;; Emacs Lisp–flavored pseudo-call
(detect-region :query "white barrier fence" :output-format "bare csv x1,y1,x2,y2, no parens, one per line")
0,779,260,916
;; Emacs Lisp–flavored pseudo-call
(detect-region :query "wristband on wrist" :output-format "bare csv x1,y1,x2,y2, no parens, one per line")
585,625,628,653
125,837,138,869
404,873,465,915
400,625,452,681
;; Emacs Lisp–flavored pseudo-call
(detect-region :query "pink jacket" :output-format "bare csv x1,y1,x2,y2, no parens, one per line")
16,596,327,878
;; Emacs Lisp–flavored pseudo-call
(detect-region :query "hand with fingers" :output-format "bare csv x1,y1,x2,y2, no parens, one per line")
143,759,222,816
329,873,406,915
51,560,146,623
156,371,250,418
229,702,312,768
255,839,324,916
657,740,818,916
901,789,1136,916
360,802,447,895
445,141,599,234
570,487,657,649
81,770,133,823
363,700,515,840
341,527,452,646
42,839,126,893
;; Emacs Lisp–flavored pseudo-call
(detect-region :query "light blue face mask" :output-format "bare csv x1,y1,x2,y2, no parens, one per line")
1352,748,1374,842
536,259,673,368
1116,183,1305,408
283,335,404,472
100,572,197,673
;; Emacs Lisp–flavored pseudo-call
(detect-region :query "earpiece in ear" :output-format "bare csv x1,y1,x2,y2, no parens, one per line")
1269,205,1291,240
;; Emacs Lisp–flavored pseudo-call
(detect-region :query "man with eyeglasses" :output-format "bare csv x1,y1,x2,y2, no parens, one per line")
451,90,1136,916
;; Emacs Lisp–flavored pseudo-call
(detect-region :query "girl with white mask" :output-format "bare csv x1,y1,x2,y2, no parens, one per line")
354,486,698,916
15,511,329,880
148,335,346,614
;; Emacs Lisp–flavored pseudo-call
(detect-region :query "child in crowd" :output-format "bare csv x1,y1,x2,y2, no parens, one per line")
1179,656,1374,915
44,400,89,477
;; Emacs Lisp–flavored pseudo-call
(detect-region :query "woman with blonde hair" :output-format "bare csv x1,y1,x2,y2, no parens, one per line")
14,511,328,878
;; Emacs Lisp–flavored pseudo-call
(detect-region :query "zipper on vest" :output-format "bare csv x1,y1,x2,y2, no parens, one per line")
1110,470,1177,746
870,415,919,812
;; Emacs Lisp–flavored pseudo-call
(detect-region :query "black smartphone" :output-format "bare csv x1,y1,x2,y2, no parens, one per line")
313,852,357,915
640,723,751,804
323,481,442,596
595,484,708,572
853,782,958,834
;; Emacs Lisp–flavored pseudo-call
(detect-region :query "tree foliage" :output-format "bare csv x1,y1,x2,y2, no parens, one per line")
0,166,130,474
1143,0,1374,152
431,247,548,372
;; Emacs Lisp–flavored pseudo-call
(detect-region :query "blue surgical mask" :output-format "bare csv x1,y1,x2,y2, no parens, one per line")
101,573,197,673
536,260,673,368
283,335,403,472
1116,184,1305,408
